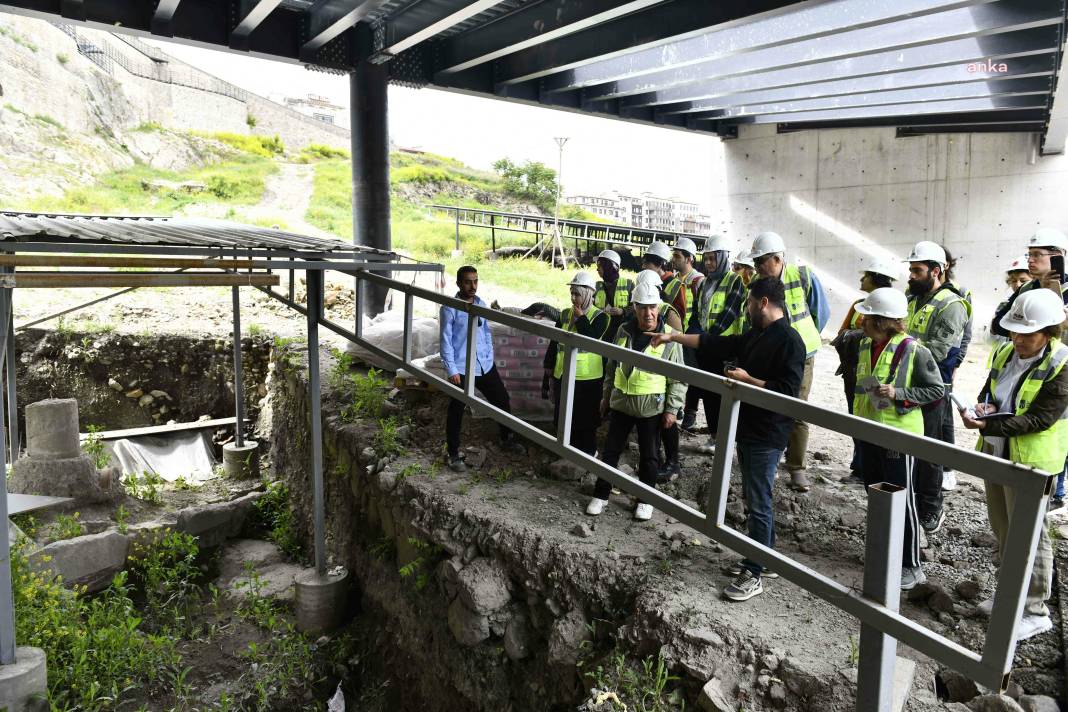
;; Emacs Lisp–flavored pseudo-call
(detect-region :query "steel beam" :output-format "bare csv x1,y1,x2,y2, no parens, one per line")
1042,31,1068,153
0,286,14,665
570,1,1063,101
375,0,499,60
302,0,391,61
306,269,327,576
230,0,285,50
714,94,1048,125
152,0,182,36
539,0,994,93
231,286,245,448
5,279,15,464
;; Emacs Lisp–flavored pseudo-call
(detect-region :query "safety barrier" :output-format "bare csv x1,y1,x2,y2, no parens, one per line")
258,267,1052,711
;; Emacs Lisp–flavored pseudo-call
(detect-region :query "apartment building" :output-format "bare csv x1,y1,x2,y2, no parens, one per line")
566,191,711,235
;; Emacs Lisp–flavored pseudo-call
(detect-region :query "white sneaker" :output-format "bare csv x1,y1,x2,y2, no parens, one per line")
1017,614,1053,641
634,503,654,521
975,597,994,617
697,437,716,455
586,498,608,516
942,472,958,491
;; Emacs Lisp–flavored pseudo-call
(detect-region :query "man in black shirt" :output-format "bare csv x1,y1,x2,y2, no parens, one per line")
647,278,805,602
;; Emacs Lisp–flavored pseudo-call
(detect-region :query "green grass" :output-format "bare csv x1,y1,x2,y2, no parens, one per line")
195,131,284,158
0,24,38,52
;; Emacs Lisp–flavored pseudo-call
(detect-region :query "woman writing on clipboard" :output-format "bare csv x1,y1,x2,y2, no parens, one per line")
960,288,1068,642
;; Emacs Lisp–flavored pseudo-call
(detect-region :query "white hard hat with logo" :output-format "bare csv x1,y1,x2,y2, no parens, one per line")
1007,256,1030,273
860,257,901,281
750,231,786,259
1000,288,1065,334
597,249,621,266
674,237,698,256
905,241,946,266
635,269,662,289
703,234,730,253
854,288,908,319
631,282,662,306
643,241,672,262
1027,228,1068,253
733,250,755,268
568,272,598,291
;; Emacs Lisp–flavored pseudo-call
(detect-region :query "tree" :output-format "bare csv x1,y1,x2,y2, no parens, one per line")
492,157,559,213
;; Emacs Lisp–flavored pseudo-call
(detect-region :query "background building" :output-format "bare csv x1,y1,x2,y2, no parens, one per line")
566,191,712,235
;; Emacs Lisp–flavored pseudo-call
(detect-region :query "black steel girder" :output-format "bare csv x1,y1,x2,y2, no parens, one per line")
230,0,285,50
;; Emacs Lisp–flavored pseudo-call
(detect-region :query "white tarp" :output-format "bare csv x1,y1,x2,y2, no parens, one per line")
110,431,217,483
345,311,440,371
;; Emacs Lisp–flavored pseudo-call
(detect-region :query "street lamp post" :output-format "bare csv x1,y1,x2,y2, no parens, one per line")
553,137,569,268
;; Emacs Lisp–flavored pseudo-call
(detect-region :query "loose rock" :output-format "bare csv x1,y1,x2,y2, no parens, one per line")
698,678,734,712
967,695,1025,712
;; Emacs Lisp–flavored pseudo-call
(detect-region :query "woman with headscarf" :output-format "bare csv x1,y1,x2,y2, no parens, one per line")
543,272,611,459
593,249,633,340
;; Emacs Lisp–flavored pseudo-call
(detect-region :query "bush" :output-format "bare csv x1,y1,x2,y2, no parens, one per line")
82,424,110,469
302,143,349,160
56,52,69,65
393,165,451,185
128,530,201,636
204,132,284,158
246,113,257,128
252,481,301,560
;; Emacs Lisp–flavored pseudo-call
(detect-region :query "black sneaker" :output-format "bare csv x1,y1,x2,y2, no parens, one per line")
656,460,680,484
723,559,779,579
723,570,764,601
1050,495,1065,513
920,509,946,534
448,455,467,473
680,410,697,433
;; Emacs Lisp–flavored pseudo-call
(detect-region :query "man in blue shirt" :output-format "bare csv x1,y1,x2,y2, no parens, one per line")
440,265,523,472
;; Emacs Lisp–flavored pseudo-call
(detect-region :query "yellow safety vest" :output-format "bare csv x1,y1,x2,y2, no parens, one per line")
906,287,971,340
853,333,924,435
781,264,823,357
553,306,605,381
848,301,863,330
662,274,682,307
978,339,1068,473
613,326,678,395
698,271,743,336
594,279,633,311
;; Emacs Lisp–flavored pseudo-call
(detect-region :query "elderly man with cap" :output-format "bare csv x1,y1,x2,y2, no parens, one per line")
904,240,970,534
586,281,686,521
592,249,634,340
642,242,687,323
683,235,748,451
747,231,830,493
543,272,611,462
635,270,684,330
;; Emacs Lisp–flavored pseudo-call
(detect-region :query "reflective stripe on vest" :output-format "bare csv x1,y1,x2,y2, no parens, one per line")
853,333,923,435
980,338,1068,473
662,275,682,306
553,306,605,381
699,271,742,336
781,264,822,357
594,279,633,310
907,288,969,340
848,303,863,330
613,326,677,395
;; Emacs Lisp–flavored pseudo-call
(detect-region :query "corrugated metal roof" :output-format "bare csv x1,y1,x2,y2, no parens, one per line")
0,212,391,255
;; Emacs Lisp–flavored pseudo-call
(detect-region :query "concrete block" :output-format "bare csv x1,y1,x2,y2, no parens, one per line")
34,530,129,593
294,566,350,634
25,398,79,460
222,441,260,480
891,657,917,712
175,491,260,548
0,646,47,711
9,455,118,504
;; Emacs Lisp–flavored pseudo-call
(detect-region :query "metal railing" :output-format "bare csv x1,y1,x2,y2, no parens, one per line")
260,268,1052,711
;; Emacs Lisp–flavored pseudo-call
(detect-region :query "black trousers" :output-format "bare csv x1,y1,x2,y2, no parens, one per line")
446,366,512,457
594,410,660,502
915,395,948,517
685,386,721,433
859,441,921,569
552,377,603,457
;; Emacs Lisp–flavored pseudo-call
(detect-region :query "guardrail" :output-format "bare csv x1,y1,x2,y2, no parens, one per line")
258,267,1052,711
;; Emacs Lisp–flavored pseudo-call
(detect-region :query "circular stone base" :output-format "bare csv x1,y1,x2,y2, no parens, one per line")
222,441,259,480
0,646,47,711
294,567,350,634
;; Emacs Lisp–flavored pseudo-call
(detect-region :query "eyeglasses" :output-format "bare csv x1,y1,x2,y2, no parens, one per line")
1027,250,1058,259
753,255,771,266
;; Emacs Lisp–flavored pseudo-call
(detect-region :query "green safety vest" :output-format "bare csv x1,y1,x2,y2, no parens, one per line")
853,333,924,435
553,306,605,381
906,287,971,340
698,271,743,336
979,339,1068,473
594,279,633,311
781,264,823,357
613,326,678,396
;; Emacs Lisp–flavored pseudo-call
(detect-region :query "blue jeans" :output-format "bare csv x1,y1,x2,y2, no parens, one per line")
738,442,783,576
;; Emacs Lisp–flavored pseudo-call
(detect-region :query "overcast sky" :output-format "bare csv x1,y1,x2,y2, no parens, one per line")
146,40,720,209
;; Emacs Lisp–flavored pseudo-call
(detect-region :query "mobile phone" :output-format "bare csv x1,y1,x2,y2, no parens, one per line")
1052,254,1066,283
723,359,738,372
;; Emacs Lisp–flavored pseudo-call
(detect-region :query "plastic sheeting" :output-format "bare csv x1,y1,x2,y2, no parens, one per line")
345,311,440,371
110,431,217,483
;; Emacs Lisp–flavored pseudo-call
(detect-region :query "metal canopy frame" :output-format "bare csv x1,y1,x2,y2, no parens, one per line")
0,0,1063,145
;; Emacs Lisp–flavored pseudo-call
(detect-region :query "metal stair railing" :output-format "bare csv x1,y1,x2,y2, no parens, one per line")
258,267,1050,712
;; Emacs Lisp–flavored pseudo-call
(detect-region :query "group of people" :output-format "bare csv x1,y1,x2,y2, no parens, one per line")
436,226,1068,641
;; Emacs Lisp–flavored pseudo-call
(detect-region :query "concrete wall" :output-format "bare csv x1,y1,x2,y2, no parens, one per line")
712,124,1068,337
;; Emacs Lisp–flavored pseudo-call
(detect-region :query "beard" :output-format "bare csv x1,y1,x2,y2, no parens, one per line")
908,277,934,296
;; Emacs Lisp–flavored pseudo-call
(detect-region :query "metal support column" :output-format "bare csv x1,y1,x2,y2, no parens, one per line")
306,270,327,576
350,58,391,318
856,483,906,712
231,286,245,448
4,267,16,463
555,346,576,445
704,394,740,523
0,286,15,664
464,311,477,399
454,210,461,252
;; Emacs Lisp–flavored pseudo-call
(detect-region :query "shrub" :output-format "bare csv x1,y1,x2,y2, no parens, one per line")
56,52,69,65
393,164,451,185
246,113,257,128
82,424,110,469
47,512,83,543
301,143,349,160
128,530,201,636
204,132,284,158
252,481,301,560
339,367,388,422
125,469,164,504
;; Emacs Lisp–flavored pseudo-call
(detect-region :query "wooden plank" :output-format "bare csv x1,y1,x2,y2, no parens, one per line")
79,417,238,442
6,273,279,288
0,255,255,269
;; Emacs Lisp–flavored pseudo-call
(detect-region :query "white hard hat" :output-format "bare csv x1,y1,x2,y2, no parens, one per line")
631,282,662,306
643,241,672,262
733,250,754,268
1028,228,1068,253
905,241,946,266
750,231,786,259
568,272,597,291
854,288,908,319
635,269,662,289
674,237,698,256
860,257,900,281
1007,256,1030,273
703,234,730,253
597,249,621,266
1000,288,1065,334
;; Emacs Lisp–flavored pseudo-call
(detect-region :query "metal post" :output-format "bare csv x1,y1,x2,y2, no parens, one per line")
454,210,461,252
0,286,15,665
856,483,906,712
704,394,740,523
556,346,576,445
231,286,245,448
350,55,391,318
4,271,15,463
288,257,294,303
464,310,477,398
402,292,414,362
491,214,496,254
306,270,327,576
